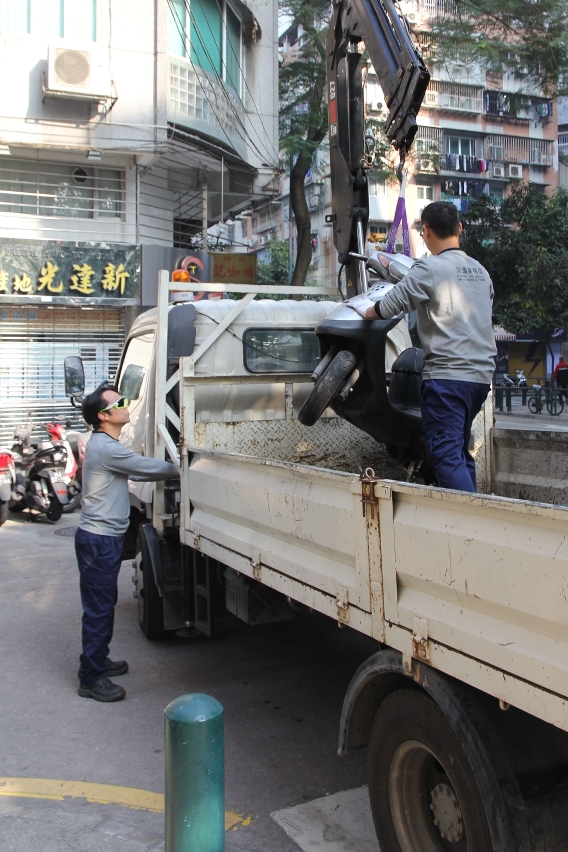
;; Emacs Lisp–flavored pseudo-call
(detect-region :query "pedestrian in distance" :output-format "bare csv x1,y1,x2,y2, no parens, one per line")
360,201,496,492
76,385,177,702
553,357,568,402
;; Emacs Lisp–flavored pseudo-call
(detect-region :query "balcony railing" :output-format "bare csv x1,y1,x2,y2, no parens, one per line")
424,80,484,114
485,134,553,167
168,58,246,159
560,133,568,158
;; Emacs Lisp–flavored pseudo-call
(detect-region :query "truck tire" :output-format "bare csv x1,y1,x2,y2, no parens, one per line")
298,350,357,426
0,500,8,525
368,689,494,852
136,526,165,639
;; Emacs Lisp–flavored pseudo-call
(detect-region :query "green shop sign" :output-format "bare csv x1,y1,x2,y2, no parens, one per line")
0,239,140,305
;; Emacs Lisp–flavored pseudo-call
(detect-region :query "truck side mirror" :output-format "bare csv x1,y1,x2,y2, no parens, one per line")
64,356,85,398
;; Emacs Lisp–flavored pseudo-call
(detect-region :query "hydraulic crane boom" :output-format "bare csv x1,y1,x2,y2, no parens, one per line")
326,0,430,296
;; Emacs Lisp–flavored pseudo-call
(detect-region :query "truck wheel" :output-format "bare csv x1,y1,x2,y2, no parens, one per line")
0,500,8,526
135,527,165,639
368,689,494,852
298,350,357,426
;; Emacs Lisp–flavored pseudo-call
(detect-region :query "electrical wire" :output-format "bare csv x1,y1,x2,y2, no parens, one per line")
179,0,280,165
191,307,322,365
168,0,266,162
171,0,277,166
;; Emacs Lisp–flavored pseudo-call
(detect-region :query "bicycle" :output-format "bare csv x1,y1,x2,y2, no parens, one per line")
528,388,564,415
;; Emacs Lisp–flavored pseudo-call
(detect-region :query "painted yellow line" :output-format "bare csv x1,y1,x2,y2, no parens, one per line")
0,778,248,830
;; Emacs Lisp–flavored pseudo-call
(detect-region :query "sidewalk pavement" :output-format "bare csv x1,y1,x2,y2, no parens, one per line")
0,795,165,852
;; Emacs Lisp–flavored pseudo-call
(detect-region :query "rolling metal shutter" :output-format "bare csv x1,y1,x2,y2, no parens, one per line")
0,305,124,445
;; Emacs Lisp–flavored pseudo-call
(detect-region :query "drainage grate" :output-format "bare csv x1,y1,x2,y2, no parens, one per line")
54,526,79,537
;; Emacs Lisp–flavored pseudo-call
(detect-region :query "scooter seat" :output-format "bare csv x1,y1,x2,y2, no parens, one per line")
388,347,423,413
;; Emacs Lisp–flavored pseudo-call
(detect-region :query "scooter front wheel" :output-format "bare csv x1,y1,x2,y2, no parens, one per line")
0,500,8,526
46,495,63,522
298,350,357,426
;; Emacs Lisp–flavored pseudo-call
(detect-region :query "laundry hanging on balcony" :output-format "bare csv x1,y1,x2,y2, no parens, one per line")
444,154,489,173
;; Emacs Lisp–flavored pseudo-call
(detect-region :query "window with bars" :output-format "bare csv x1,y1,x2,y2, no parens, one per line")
446,137,476,156
0,160,124,219
485,135,553,166
1,0,97,40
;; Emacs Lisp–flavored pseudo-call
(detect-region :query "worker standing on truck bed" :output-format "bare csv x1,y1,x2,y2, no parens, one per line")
364,201,496,491
75,386,177,702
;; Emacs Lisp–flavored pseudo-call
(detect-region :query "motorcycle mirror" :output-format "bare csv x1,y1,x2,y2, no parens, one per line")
64,356,85,398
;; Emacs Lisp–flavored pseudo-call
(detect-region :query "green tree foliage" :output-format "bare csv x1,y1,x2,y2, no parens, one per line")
460,185,568,334
256,239,289,287
425,0,568,95
279,0,329,288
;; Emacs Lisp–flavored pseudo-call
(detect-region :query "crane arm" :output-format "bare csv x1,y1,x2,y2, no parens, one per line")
326,0,429,295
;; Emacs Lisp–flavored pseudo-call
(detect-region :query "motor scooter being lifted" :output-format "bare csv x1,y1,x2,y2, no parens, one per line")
298,251,436,483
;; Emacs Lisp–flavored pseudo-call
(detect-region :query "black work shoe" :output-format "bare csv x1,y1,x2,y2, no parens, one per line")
105,658,129,676
78,678,126,702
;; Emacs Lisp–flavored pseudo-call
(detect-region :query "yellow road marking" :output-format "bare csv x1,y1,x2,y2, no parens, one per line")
0,778,248,830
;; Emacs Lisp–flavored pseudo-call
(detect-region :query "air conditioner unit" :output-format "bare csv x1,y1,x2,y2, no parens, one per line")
508,164,523,179
44,44,112,101
492,165,505,178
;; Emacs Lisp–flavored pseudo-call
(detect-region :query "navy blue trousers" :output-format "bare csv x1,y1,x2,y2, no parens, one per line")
420,379,490,492
75,528,124,684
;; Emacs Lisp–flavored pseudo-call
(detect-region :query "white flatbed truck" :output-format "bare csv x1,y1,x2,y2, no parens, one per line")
94,273,568,852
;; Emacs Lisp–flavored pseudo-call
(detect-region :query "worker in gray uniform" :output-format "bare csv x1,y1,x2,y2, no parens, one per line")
76,386,177,702
362,201,496,491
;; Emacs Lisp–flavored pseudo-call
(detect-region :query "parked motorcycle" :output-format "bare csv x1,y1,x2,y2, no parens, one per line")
45,421,83,513
10,420,69,522
0,449,16,525
502,370,528,388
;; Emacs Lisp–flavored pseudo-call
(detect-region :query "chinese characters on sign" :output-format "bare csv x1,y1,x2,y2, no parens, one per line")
0,240,140,303
210,253,257,285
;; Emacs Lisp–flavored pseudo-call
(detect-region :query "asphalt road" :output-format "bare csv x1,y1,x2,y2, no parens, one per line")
0,512,379,851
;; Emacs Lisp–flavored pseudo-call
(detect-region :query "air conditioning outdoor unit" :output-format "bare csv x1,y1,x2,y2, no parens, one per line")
508,164,523,179
492,164,505,178
44,44,112,101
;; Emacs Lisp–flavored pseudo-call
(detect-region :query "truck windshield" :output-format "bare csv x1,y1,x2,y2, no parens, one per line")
243,328,319,373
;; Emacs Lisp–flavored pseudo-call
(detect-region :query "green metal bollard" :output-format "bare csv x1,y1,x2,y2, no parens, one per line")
165,693,225,852
496,386,503,411
505,386,512,413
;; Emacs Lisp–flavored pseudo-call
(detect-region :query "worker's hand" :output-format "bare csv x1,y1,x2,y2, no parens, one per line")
344,295,376,318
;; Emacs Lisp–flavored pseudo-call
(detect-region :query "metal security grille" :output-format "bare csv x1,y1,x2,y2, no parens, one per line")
0,159,125,219
0,306,124,444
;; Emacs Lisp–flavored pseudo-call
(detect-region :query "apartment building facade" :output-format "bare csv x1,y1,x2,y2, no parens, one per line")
263,1,559,288
0,0,278,440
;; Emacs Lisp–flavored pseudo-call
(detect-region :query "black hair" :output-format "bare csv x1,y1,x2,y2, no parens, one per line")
82,385,111,430
421,201,461,239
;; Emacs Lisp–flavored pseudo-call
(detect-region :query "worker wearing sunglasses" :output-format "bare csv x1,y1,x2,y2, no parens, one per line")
74,386,177,703
99,395,129,413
